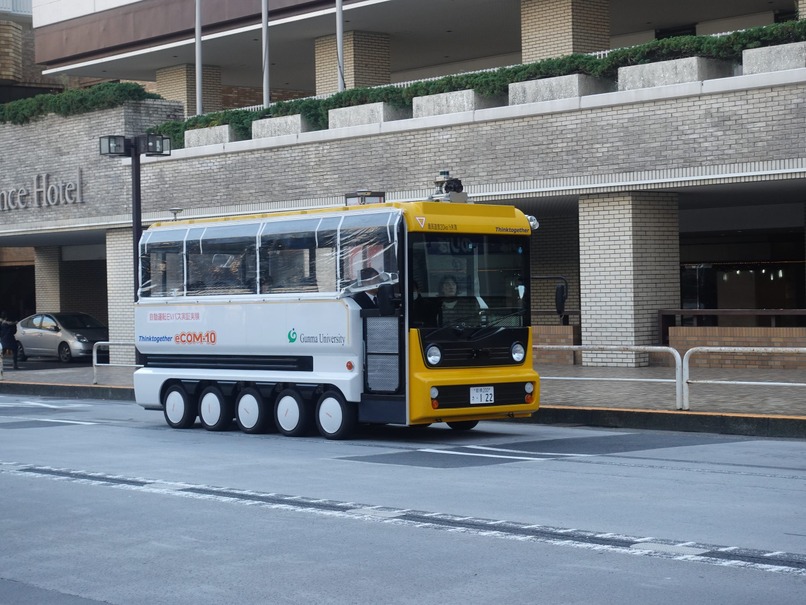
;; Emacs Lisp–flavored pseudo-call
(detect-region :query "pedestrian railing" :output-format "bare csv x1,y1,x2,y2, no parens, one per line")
535,345,684,409
92,342,142,385
682,346,806,410
535,345,806,412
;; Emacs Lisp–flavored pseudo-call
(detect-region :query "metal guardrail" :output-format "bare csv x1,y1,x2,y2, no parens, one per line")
535,345,684,409
92,341,142,385
682,346,806,410
535,344,806,412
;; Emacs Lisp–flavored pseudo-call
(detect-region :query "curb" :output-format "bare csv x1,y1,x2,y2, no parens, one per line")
0,381,135,401
530,405,806,439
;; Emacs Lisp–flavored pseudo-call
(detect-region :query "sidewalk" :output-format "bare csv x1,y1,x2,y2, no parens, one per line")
0,360,804,437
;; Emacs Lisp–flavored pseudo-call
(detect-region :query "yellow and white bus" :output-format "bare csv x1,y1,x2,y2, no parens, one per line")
133,176,540,439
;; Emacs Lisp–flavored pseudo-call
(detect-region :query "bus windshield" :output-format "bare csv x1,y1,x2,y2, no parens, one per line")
409,233,530,329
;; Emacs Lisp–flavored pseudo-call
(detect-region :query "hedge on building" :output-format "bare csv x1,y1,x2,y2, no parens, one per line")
0,81,160,125
4,19,806,141
154,18,806,148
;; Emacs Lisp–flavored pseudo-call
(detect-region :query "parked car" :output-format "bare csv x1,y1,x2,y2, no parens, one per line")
16,313,109,363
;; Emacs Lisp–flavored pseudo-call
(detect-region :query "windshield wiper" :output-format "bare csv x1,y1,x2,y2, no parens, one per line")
484,310,525,327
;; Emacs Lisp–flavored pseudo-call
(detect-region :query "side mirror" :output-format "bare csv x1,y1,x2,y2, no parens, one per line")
377,283,397,316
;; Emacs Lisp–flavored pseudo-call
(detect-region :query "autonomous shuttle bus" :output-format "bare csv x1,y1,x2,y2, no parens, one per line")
133,175,540,439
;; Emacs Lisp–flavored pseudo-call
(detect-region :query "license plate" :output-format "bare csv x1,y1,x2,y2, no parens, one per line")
470,386,494,404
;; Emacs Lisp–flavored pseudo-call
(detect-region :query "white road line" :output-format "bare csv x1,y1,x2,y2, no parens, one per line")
465,445,594,457
418,448,544,461
31,419,97,425
0,401,89,409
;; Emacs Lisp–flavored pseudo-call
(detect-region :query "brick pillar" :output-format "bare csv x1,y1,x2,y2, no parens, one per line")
578,192,680,367
315,31,391,95
106,229,136,365
799,0,806,19
156,64,222,117
521,0,610,63
0,20,23,82
34,247,62,312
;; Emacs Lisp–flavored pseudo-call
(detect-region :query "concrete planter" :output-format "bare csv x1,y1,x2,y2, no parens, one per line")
534,324,581,365
509,74,615,105
618,57,735,91
743,42,806,75
183,124,240,148
413,89,505,118
328,102,411,129
252,114,313,139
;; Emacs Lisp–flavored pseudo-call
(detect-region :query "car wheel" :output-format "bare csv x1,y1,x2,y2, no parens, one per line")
447,420,479,431
58,342,73,363
315,390,356,440
198,386,233,431
274,388,313,437
235,387,275,434
162,384,196,429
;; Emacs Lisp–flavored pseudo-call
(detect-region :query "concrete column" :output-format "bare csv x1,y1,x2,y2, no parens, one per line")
34,247,62,312
106,229,136,365
315,31,391,95
0,20,23,82
156,64,222,117
521,0,610,63
579,192,680,367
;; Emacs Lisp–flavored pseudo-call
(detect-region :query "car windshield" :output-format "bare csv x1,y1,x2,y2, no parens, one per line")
54,314,106,330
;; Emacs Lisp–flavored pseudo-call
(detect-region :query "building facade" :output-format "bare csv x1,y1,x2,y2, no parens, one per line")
1,0,805,367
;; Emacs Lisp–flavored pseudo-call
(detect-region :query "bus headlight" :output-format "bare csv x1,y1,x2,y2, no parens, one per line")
525,382,534,394
511,342,525,363
426,345,442,365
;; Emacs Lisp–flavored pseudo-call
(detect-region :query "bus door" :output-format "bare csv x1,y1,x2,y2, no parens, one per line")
359,285,407,424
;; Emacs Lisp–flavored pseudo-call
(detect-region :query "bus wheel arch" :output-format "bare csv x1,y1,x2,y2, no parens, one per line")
162,382,197,429
315,388,357,440
274,387,314,437
235,386,276,434
198,385,233,431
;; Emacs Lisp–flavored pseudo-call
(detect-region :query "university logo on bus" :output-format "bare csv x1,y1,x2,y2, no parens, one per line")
288,329,298,343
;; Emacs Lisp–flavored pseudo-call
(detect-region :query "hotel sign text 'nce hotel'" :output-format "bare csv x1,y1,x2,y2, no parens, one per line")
1,169,84,212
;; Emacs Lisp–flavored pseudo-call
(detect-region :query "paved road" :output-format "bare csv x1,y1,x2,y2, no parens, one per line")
0,392,804,604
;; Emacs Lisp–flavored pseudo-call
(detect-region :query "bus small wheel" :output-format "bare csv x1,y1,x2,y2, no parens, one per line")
236,387,275,434
447,420,479,431
198,385,233,431
315,390,357,440
162,384,196,429
274,388,313,437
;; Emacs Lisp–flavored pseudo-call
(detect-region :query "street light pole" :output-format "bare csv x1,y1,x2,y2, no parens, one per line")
130,140,142,301
99,133,171,367
99,133,171,302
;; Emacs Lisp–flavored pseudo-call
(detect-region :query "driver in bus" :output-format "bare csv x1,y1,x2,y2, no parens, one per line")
438,275,479,326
